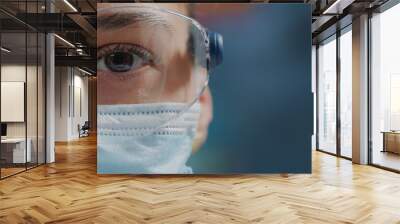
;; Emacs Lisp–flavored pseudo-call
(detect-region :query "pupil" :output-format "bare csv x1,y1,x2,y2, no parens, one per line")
105,52,133,72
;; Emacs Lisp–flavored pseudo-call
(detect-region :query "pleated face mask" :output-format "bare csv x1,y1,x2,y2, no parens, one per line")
97,102,200,174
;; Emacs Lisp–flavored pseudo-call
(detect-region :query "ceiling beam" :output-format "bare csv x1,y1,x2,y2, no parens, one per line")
55,55,96,71
66,14,96,47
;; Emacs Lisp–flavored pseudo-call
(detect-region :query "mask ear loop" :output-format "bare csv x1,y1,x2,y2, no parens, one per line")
148,23,225,136
148,25,212,136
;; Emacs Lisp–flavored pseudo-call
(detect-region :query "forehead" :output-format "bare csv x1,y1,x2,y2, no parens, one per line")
97,3,192,55
97,3,188,15
97,3,189,31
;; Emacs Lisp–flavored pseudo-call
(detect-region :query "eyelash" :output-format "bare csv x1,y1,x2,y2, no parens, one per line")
97,43,154,63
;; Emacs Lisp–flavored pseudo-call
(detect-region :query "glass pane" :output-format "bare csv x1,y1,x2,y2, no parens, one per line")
312,46,317,150
26,0,39,169
340,29,352,158
1,30,27,177
0,1,46,178
38,33,45,165
371,3,400,171
27,31,38,169
318,37,337,154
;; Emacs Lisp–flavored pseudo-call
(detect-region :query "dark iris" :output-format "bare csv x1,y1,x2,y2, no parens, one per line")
105,52,134,72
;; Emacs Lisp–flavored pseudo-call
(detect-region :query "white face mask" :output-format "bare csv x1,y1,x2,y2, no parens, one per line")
97,102,200,174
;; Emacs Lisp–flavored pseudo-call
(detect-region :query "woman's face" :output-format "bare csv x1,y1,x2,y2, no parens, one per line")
97,3,207,105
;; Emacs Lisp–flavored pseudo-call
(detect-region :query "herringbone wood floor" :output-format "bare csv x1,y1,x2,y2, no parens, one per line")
0,136,400,224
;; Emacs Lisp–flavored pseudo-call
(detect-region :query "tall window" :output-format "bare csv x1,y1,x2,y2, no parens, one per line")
371,2,400,171
317,36,337,154
339,28,352,158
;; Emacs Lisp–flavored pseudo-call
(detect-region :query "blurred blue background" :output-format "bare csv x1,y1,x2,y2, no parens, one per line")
187,4,313,173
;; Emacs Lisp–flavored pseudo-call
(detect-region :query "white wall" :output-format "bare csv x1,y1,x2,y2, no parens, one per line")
55,67,89,141
1,65,27,140
1,65,39,138
1,63,46,164
1,65,26,133
71,72,89,138
55,67,69,141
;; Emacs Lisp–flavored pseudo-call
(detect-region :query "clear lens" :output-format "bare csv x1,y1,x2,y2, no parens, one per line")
97,4,209,129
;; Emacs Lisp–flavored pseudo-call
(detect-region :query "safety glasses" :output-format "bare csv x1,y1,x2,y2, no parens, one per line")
97,4,223,130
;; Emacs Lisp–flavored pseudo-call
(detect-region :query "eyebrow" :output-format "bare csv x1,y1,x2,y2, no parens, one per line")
98,10,172,30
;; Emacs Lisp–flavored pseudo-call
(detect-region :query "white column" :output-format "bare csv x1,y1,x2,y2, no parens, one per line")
46,32,55,163
45,0,56,163
352,14,369,164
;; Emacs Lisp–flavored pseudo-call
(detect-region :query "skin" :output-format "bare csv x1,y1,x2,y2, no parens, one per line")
97,3,213,152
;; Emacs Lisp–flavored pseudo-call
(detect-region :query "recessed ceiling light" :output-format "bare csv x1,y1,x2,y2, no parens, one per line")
78,67,93,76
63,0,78,12
322,0,354,15
1,47,11,53
54,34,75,48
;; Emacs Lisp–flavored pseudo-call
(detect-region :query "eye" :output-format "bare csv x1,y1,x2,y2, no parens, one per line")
105,52,141,72
97,44,154,74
